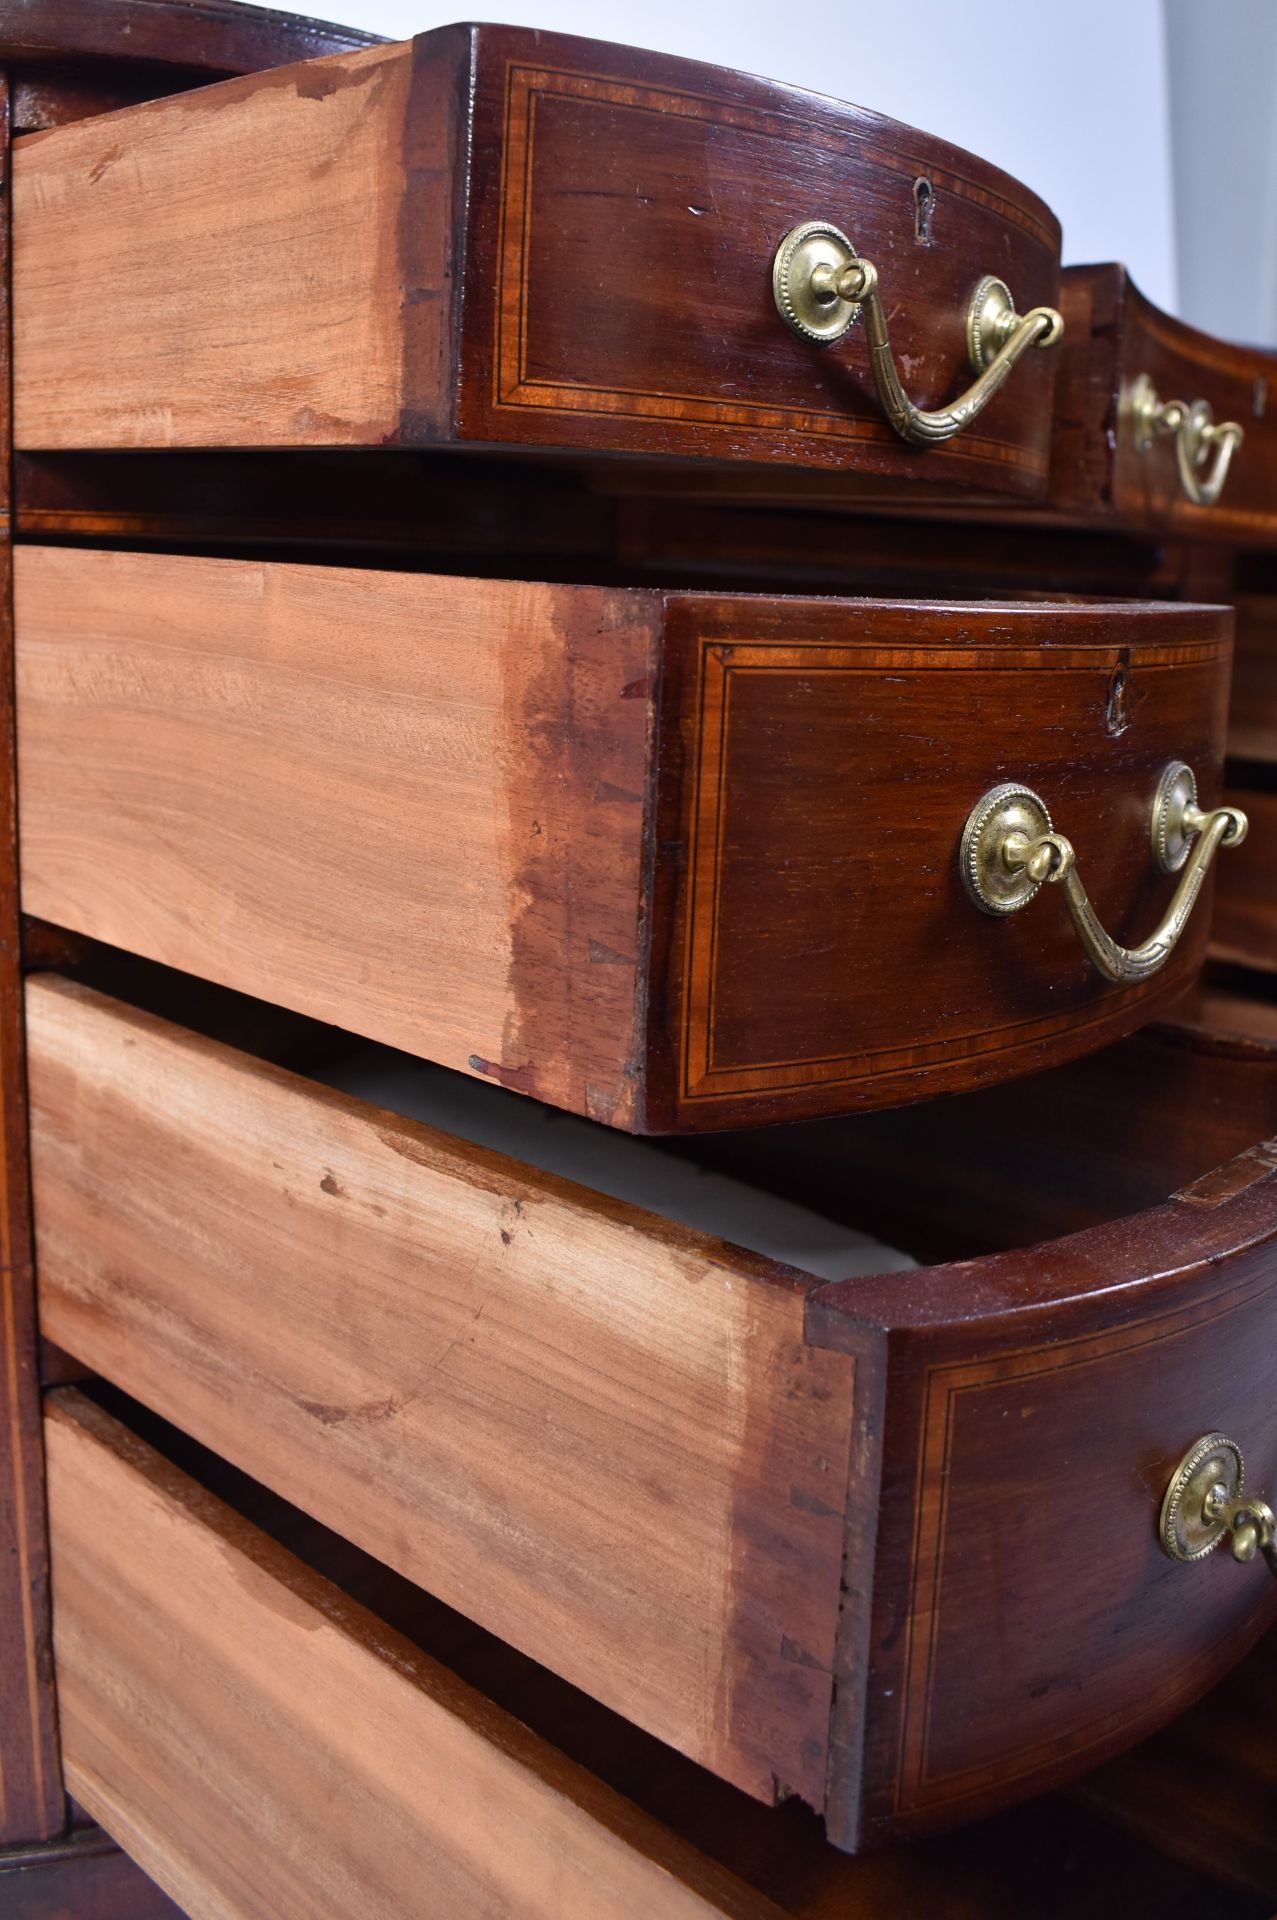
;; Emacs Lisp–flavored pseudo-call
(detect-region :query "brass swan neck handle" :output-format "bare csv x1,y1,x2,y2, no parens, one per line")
772,220,1063,446
960,763,1247,986
1161,1433,1277,1576
1131,373,1244,508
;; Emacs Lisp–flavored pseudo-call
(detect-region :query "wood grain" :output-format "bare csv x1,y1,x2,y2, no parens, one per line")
92,1394,1268,1920
0,0,378,135
650,592,1232,1127
13,39,460,449
27,976,855,1808
0,547,61,1845
44,1388,779,1920
12,25,1062,496
1074,1617,1277,1905
12,447,618,560
1209,788,1277,975
1226,591,1277,762
690,1010,1277,1260
0,0,386,1855
0,69,63,1845
15,546,658,1129
14,548,1237,1130
29,973,1277,1846
455,28,1059,491
1039,264,1120,523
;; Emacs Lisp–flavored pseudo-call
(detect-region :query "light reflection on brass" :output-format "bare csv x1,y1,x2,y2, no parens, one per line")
958,763,1247,986
1130,372,1243,507
772,219,1063,446
1161,1433,1277,1574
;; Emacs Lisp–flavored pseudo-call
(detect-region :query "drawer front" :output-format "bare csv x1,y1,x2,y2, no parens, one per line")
13,28,1062,498
14,548,1237,1130
1052,265,1277,540
814,1187,1277,1840
1227,589,1277,765
652,593,1233,1129
800,1028,1277,1844
28,976,1277,1849
1209,787,1277,976
44,1391,772,1920
455,29,1061,493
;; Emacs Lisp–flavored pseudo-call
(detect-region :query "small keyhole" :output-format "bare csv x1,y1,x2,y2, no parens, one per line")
1105,656,1131,736
913,176,935,245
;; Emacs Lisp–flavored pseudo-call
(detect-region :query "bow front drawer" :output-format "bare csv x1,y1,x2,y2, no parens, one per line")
1052,265,1277,540
12,26,1062,498
47,1390,1246,1912
14,548,1236,1128
27,974,1277,1848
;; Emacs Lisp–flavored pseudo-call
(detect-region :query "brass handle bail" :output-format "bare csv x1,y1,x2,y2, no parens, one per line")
960,762,1247,985
772,220,1063,446
1131,373,1244,507
1161,1433,1277,1575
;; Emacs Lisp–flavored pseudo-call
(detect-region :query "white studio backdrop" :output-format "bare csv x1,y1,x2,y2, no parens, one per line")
1165,0,1277,346
273,0,1181,316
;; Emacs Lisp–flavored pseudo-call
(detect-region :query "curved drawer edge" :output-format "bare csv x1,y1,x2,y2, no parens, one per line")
809,1150,1277,1847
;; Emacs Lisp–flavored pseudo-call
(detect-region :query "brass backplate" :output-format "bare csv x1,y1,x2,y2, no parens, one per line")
1160,1433,1244,1562
1151,760,1198,875
959,783,1054,915
772,220,862,345
965,275,1015,372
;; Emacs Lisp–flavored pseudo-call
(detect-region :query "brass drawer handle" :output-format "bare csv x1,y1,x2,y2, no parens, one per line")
959,762,1247,985
772,219,1063,446
1130,373,1244,507
1161,1433,1277,1575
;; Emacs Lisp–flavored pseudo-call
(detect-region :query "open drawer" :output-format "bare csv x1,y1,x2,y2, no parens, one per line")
1049,266,1277,542
47,1389,1260,1918
13,547,1240,1130
27,970,1277,1850
12,27,1063,502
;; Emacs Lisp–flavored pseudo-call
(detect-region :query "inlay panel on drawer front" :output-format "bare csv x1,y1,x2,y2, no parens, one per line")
26,974,1277,1847
11,26,1063,499
13,547,1237,1129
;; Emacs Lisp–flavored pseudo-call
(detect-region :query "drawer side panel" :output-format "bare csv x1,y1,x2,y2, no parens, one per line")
15,546,655,1127
13,40,443,448
29,978,856,1805
44,1390,774,1920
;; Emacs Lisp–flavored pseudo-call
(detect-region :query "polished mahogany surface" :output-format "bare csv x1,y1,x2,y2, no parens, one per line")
1050,265,1277,543
11,552,1234,1131
3,14,1277,1908
18,959,1277,1850
13,25,1061,499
